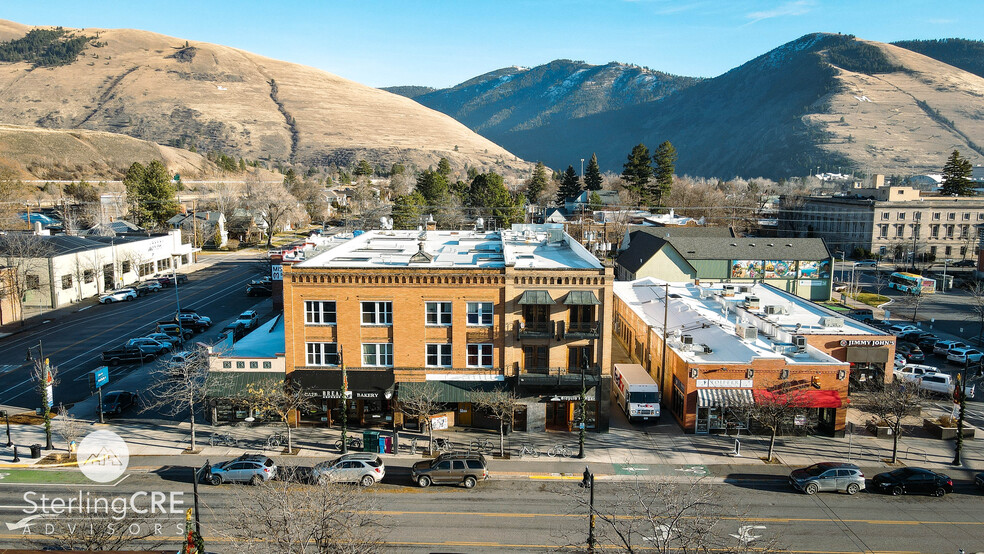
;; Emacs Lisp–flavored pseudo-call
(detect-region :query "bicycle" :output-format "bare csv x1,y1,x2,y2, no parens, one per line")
433,437,455,453
333,437,363,451
548,444,574,458
469,438,494,455
517,442,540,458
265,432,288,449
209,432,239,448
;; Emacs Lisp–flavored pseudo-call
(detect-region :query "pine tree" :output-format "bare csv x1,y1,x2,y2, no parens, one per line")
392,192,426,230
556,165,581,205
651,141,677,207
468,172,522,226
123,160,178,229
415,170,449,206
526,162,548,204
584,153,603,191
354,159,373,178
622,143,652,204
940,149,973,196
437,158,453,178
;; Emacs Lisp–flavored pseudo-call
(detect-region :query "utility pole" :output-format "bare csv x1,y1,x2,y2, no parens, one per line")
580,467,595,553
577,360,587,459
660,283,669,385
340,346,348,454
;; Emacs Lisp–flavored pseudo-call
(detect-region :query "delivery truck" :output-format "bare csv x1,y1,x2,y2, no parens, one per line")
613,363,660,423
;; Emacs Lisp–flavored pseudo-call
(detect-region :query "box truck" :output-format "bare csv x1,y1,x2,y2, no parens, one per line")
613,363,660,423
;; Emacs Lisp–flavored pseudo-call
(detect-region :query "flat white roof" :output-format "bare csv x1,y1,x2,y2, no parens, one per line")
295,225,602,270
613,278,884,365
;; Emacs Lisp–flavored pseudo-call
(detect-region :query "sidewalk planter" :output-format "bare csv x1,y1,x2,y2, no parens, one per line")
923,418,977,440
866,422,893,439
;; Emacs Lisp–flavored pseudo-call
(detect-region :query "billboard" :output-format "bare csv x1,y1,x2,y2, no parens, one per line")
730,260,763,279
798,260,831,279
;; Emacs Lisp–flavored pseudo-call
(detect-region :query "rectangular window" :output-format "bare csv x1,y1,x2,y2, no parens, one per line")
911,224,920,239
305,301,337,325
139,262,154,277
426,344,452,367
933,212,941,221
262,361,272,369
361,301,393,325
979,213,984,221
946,225,955,239
945,246,952,256
523,345,548,370
963,213,971,221
236,361,245,369
930,246,938,256
894,224,904,238
25,274,39,290
222,361,232,369
880,212,889,221
960,246,967,257
121,261,131,274
878,225,888,239
306,342,339,366
897,212,905,220
961,225,970,239
425,302,452,326
948,212,956,221
914,212,921,221
466,344,493,367
61,275,72,290
568,345,593,370
83,269,94,284
362,343,394,367
931,225,940,238
249,361,259,369
466,302,493,326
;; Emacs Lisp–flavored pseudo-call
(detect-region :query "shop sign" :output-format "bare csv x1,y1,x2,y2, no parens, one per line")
431,415,449,430
696,379,753,388
271,264,283,281
839,339,893,347
794,415,807,426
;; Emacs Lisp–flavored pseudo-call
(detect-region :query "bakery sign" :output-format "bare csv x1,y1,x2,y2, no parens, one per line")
839,339,894,347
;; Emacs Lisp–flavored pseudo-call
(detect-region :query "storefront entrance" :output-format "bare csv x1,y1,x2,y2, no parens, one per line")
695,388,752,435
545,401,570,430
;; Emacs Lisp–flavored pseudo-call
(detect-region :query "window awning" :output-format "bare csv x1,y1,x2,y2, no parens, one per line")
518,290,555,305
399,381,506,403
564,291,601,305
846,346,890,364
697,388,754,408
753,389,843,408
207,371,284,398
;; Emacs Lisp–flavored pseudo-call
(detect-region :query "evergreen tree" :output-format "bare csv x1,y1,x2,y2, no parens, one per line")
584,153,603,191
415,170,450,206
391,192,426,230
940,149,974,196
525,162,548,204
651,141,677,207
468,172,522,226
390,163,406,176
123,160,178,229
437,158,453,178
556,165,582,205
622,143,653,203
354,159,373,178
588,191,604,211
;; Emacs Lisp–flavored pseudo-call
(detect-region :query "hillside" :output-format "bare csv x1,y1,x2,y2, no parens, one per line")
0,20,530,177
482,34,984,179
410,59,700,141
892,38,984,79
381,85,436,99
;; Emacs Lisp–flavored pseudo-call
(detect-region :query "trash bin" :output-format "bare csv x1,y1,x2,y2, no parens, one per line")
363,430,380,453
30,444,41,459
381,435,392,454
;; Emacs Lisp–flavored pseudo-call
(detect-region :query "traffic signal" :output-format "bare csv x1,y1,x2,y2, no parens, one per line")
811,375,821,389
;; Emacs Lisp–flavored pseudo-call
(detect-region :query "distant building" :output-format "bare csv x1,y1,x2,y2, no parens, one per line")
565,190,621,213
208,314,286,423
168,210,227,248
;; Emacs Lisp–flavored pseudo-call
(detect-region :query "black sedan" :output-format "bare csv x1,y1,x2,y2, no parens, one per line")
101,390,139,416
976,472,984,491
872,467,953,497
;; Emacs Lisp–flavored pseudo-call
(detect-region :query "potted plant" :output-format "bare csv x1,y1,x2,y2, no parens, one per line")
866,418,893,439
923,415,976,440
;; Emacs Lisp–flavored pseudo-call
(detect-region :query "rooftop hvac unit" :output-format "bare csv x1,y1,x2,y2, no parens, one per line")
737,285,750,293
764,305,785,315
722,285,735,297
793,335,807,352
681,334,694,345
736,323,758,341
745,296,760,310
701,344,713,353
699,288,713,299
821,316,844,328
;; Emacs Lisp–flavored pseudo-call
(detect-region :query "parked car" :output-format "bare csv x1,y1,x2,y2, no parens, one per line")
934,340,968,357
888,323,919,336
235,310,260,330
917,335,940,352
854,260,878,268
246,280,273,297
893,354,907,370
411,452,489,488
953,260,977,268
125,337,170,356
175,313,211,331
916,372,976,399
311,453,385,487
872,467,953,496
204,454,277,485
156,323,194,341
98,288,137,304
788,462,865,495
947,347,984,366
143,332,179,349
156,274,189,287
896,342,925,363
101,390,138,416
975,472,984,490
134,281,162,296
893,364,940,383
898,330,931,343
101,344,155,366
167,351,195,378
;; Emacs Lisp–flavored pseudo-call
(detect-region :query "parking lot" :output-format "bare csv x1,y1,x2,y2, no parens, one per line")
0,252,272,410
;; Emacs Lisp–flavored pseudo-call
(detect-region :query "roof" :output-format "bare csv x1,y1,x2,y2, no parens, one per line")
0,234,111,257
84,221,143,236
663,237,830,261
616,232,684,274
295,224,602,270
629,225,735,239
218,315,285,358
613,278,888,365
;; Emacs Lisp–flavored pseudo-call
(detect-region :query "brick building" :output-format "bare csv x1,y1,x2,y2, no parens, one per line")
613,278,895,436
282,225,614,432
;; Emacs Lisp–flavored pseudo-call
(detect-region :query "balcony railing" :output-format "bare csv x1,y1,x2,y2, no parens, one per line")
564,322,600,339
516,320,554,339
520,365,600,376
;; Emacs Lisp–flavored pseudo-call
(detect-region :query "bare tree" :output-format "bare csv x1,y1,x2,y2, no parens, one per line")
0,232,53,324
966,281,984,347
245,180,303,247
398,382,444,454
28,505,166,551
237,379,313,453
856,379,926,463
472,387,522,456
224,470,382,553
140,345,217,451
737,380,812,462
55,408,86,453
567,477,784,553
205,181,243,222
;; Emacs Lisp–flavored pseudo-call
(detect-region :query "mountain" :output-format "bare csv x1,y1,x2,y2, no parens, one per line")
410,60,700,142
892,38,984,79
0,20,530,177
465,34,984,179
381,85,437,99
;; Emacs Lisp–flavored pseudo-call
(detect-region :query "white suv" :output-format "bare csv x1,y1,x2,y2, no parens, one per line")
235,310,260,330
917,373,976,399
947,347,983,365
934,340,968,356
894,364,940,383
99,288,138,304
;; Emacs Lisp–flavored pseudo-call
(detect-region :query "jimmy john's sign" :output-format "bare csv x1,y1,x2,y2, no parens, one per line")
839,339,894,347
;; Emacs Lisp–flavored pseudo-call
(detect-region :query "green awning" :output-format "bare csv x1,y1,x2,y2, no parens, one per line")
564,291,601,305
399,381,506,403
207,371,284,398
518,290,555,305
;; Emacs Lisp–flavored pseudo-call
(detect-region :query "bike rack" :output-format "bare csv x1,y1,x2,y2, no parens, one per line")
903,445,928,463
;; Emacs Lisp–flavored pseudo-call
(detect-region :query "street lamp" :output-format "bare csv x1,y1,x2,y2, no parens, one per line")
577,361,587,459
1,410,11,447
26,341,53,451
579,467,596,553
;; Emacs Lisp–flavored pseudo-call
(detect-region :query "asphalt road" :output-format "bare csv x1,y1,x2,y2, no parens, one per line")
0,253,270,410
0,470,981,553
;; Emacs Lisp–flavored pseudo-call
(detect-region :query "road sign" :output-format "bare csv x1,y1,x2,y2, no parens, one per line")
91,366,109,390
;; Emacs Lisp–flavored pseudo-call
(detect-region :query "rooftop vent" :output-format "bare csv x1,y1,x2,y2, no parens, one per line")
821,316,844,328
764,305,786,315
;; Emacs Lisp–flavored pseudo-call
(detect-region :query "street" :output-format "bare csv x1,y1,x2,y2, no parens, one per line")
0,253,270,410
0,468,981,552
